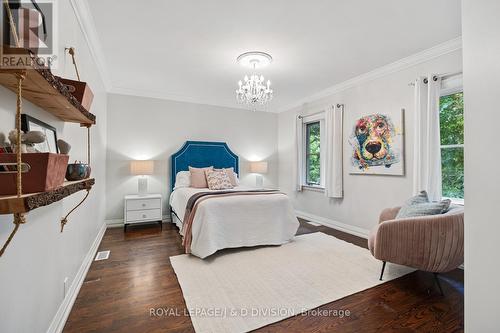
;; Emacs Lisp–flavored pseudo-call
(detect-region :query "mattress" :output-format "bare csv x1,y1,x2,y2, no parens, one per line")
169,186,299,258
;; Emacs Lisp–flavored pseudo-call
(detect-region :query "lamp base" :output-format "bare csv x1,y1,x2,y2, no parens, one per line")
255,174,263,188
138,177,148,196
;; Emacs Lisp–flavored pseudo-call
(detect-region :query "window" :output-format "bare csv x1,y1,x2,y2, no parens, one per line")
306,121,321,185
302,113,325,188
439,91,464,200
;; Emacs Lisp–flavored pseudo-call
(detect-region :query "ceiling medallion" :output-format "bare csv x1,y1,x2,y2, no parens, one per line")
235,51,273,110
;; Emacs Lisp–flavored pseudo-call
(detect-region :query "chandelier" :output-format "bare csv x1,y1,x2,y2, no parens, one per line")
235,52,273,109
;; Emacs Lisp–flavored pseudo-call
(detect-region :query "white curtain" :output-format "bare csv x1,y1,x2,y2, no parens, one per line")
413,75,442,201
295,114,304,191
325,104,344,198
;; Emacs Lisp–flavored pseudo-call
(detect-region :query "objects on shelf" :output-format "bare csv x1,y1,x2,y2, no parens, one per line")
57,139,71,155
57,76,94,111
6,129,46,153
65,161,91,181
55,47,94,111
0,133,8,147
0,153,69,195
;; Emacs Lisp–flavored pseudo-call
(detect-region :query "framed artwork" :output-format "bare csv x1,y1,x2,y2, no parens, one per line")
349,109,405,176
21,114,59,153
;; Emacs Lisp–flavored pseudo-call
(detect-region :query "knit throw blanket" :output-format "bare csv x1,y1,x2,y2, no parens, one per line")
181,190,282,254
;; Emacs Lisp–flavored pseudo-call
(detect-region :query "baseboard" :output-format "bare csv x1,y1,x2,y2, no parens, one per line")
296,210,370,239
105,215,172,228
46,222,107,333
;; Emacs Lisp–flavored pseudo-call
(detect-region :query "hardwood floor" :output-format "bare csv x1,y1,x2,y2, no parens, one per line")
64,220,464,333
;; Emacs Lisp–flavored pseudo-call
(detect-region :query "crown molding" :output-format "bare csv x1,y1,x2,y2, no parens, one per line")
276,37,462,113
109,86,262,112
69,0,112,90
65,4,461,114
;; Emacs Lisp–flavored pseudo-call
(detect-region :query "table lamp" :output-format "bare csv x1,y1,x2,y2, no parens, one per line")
130,160,154,196
249,161,268,188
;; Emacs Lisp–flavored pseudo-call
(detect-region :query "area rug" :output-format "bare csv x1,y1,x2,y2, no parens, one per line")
170,232,413,333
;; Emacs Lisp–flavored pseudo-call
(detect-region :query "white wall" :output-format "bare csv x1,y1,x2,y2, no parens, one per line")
278,49,462,235
0,1,107,332
105,94,278,222
463,0,500,331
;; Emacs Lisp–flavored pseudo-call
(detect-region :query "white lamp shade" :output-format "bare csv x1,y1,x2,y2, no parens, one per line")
249,161,268,174
130,160,154,175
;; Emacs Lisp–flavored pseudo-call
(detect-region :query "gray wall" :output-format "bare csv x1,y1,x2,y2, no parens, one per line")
105,94,279,222
463,0,500,330
0,1,108,332
278,50,462,235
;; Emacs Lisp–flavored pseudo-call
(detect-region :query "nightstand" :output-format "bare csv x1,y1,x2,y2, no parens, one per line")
124,194,163,231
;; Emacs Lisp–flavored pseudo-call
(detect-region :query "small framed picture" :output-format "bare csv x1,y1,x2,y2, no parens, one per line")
21,114,59,153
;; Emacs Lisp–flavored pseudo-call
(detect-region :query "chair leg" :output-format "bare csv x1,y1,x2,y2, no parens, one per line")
433,273,444,296
379,261,386,281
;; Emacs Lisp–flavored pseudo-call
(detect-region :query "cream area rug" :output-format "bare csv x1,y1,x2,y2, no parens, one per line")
170,232,413,333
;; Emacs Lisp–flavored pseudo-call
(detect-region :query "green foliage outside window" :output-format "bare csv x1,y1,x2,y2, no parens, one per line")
306,122,321,185
440,92,464,199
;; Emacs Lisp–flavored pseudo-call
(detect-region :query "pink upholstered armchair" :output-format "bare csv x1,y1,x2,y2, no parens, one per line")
368,205,464,293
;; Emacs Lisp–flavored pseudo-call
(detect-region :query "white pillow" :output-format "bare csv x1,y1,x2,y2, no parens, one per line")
174,171,191,189
234,172,240,185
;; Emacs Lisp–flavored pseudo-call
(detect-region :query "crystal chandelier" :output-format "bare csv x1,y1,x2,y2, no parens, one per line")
235,52,273,109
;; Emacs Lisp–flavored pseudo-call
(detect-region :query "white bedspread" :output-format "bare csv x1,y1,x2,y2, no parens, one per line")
169,187,299,258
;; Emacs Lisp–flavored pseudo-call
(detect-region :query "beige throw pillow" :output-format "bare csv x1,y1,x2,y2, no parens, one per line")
205,169,234,190
189,166,213,188
214,167,238,187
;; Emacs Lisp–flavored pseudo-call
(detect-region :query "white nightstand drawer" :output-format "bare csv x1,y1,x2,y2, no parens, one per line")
127,198,161,211
126,209,162,222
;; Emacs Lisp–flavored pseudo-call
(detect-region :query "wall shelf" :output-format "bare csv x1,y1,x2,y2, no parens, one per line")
0,178,95,215
0,44,97,256
0,46,96,126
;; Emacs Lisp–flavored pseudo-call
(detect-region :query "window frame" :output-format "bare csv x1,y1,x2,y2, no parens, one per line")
301,112,326,189
439,75,464,205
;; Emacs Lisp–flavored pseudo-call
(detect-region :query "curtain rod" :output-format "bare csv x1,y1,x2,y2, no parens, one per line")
408,71,463,86
298,104,344,119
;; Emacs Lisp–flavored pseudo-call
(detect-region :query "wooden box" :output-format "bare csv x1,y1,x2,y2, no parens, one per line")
56,77,94,111
0,153,69,195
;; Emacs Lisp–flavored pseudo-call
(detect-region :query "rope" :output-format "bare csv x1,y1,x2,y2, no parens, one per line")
3,0,20,47
0,73,28,258
0,214,26,257
60,189,90,232
15,73,25,197
87,127,91,167
59,115,92,232
66,47,81,81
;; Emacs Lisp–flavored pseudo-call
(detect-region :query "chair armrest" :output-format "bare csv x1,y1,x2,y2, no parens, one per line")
368,207,401,255
374,212,464,272
378,207,401,223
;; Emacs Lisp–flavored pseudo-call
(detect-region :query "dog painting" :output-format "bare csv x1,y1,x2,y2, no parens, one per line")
349,110,404,175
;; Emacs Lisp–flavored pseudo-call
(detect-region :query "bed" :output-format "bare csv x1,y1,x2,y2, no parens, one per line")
169,141,299,258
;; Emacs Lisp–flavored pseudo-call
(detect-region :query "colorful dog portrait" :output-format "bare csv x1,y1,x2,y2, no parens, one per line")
349,110,404,175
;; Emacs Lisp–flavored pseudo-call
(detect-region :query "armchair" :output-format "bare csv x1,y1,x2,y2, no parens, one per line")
368,205,464,293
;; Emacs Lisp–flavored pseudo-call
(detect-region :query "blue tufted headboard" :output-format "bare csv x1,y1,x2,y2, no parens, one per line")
170,141,239,192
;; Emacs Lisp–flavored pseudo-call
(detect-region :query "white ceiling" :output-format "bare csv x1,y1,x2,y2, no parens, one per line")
87,0,461,112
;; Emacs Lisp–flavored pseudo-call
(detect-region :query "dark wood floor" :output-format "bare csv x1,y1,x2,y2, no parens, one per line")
64,220,464,333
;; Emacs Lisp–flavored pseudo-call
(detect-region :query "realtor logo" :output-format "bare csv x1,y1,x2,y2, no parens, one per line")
1,0,57,68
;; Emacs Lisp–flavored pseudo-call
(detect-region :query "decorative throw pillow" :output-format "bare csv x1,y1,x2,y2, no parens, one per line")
396,191,429,217
205,169,234,190
396,191,451,218
189,166,213,188
174,171,190,189
214,167,238,187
